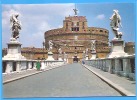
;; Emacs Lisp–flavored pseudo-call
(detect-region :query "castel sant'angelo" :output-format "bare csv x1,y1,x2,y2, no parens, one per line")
44,8,110,63
2,7,134,63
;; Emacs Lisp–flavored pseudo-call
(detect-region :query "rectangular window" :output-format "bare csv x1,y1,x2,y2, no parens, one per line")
66,23,68,30
100,30,103,32
66,22,68,26
72,28,74,31
72,22,74,26
77,27,79,31
83,22,84,26
74,28,76,31
66,26,68,30
77,22,79,26
72,27,79,31
66,22,68,29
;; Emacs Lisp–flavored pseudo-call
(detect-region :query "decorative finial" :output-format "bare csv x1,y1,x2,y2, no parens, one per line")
73,4,78,16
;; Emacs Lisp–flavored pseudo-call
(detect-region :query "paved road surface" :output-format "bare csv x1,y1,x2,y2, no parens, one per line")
3,63,121,98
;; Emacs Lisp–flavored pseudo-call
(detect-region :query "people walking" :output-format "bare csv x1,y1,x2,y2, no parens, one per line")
82,60,85,65
36,61,41,71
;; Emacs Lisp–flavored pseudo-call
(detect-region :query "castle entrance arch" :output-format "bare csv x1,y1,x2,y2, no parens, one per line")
73,56,78,62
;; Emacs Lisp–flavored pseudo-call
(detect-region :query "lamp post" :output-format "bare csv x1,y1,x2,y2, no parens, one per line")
32,47,35,60
28,48,31,59
42,41,45,59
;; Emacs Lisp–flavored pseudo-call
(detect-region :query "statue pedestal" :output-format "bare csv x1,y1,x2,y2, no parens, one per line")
85,55,89,60
46,51,54,61
90,51,96,59
58,54,63,61
3,39,26,60
108,39,128,58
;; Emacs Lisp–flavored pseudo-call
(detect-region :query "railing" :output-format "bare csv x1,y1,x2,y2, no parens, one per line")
2,60,65,74
84,55,135,80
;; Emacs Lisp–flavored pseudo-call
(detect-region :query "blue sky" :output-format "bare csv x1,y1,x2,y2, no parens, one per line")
2,3,135,48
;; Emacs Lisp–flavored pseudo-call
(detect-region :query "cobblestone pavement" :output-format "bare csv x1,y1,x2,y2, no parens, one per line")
83,64,136,95
3,63,121,98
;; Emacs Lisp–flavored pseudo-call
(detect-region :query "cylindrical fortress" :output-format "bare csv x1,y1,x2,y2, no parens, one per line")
124,42,135,55
44,16,110,63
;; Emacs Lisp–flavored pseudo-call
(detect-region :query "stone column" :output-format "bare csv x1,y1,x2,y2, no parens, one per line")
45,61,47,67
44,61,48,68
102,60,106,71
123,58,131,77
46,61,49,67
100,60,103,70
28,61,32,69
90,60,92,66
93,60,96,67
104,60,107,71
96,60,99,68
99,60,102,69
6,61,13,73
16,61,21,72
88,60,90,66
89,60,91,66
114,59,121,75
94,60,96,67
96,60,98,68
107,59,112,73
98,60,100,68
48,61,51,67
33,62,37,69
21,61,27,70
91,60,93,66
50,61,52,67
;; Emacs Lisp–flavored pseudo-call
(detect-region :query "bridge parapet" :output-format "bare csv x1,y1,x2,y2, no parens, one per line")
84,55,135,80
2,59,65,74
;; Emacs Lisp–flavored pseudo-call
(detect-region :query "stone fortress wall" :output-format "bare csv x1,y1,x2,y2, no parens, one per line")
44,16,110,63
45,27,110,53
124,42,135,55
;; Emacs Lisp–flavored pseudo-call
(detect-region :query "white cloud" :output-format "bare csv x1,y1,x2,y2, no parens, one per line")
58,25,63,28
96,14,105,20
2,4,75,48
2,9,21,28
38,22,53,32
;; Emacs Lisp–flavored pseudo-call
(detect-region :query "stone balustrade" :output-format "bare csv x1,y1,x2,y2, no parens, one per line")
84,55,135,80
2,60,64,74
